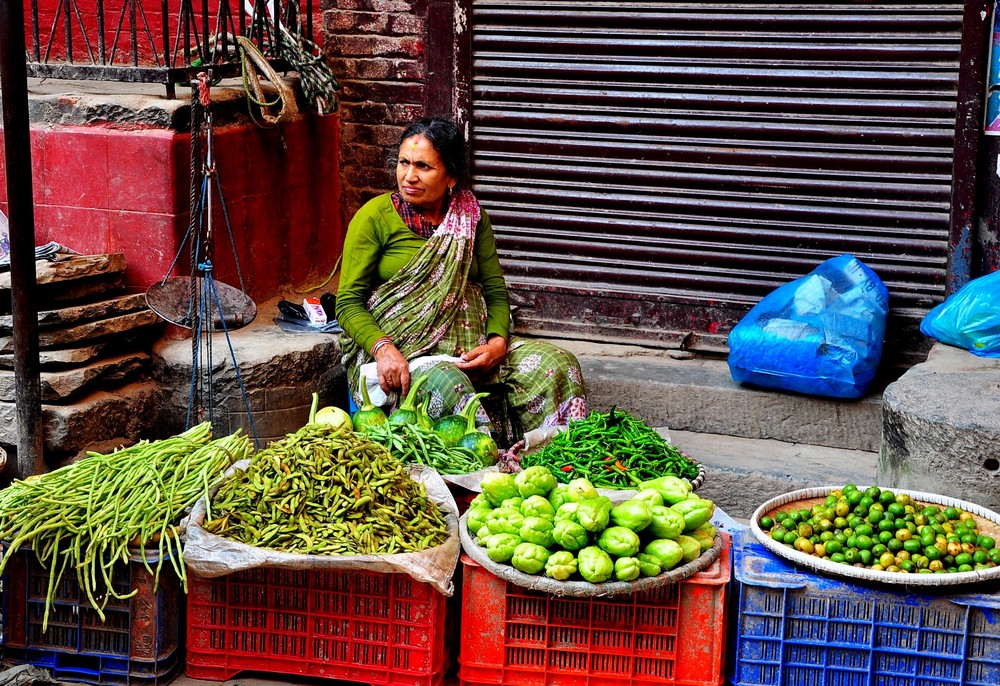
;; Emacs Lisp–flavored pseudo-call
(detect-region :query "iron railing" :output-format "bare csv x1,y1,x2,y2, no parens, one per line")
25,0,314,98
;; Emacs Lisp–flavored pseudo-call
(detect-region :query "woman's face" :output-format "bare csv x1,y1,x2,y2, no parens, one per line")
396,134,456,215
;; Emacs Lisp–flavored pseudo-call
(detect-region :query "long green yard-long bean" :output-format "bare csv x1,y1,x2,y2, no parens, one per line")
0,423,250,631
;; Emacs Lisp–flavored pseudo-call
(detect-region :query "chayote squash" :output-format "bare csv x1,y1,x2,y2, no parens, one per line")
552,519,589,551
670,495,715,532
544,550,578,580
577,496,613,532
520,495,556,520
644,538,684,571
674,534,702,563
511,542,551,575
597,526,641,557
515,465,558,498
647,505,685,539
480,472,520,507
577,545,614,583
610,500,653,532
638,475,692,505
614,556,641,582
484,533,521,563
519,516,556,548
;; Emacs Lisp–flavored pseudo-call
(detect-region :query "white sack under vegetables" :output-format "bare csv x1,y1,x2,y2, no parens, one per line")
0,423,250,630
186,422,460,595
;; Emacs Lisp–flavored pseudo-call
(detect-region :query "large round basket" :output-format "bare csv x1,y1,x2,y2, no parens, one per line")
459,510,723,597
750,486,1000,587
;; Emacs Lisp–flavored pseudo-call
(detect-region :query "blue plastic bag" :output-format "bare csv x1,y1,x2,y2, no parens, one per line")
919,271,1000,358
727,254,889,398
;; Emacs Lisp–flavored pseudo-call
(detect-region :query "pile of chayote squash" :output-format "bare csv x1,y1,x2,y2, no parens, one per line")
467,466,717,583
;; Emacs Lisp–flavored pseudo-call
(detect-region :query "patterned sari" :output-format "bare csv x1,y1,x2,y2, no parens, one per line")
341,190,587,442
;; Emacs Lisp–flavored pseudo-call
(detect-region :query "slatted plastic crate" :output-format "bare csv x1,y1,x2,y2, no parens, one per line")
1,547,181,686
730,530,1000,686
458,533,731,686
185,566,448,685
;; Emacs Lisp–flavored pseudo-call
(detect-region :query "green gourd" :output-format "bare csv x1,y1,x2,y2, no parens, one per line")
433,392,490,448
352,379,388,433
416,394,435,432
387,375,428,428
456,393,499,466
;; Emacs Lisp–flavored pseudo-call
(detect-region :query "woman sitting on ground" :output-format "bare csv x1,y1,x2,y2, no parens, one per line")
336,116,587,442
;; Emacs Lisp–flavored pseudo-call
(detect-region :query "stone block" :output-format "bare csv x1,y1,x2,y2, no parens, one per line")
879,344,1000,510
0,382,165,462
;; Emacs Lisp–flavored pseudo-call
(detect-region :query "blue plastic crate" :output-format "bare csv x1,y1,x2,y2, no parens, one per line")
729,530,1000,686
1,546,181,686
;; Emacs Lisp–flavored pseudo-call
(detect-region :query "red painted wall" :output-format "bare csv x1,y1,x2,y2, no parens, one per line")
0,113,342,302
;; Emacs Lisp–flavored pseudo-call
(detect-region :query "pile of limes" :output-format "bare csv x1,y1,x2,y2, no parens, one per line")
757,484,1000,574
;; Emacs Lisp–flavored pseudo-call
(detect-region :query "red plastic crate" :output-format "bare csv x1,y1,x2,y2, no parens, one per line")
459,533,731,686
1,546,181,686
185,566,449,685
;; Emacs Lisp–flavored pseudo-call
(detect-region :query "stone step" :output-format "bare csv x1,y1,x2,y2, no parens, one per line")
561,341,883,453
667,429,879,520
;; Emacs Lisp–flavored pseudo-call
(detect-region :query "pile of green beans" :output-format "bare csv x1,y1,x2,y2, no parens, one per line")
519,408,700,488
202,423,450,555
363,422,486,475
0,423,249,631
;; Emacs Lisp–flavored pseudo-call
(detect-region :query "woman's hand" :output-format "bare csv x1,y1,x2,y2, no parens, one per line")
456,336,507,376
376,344,410,398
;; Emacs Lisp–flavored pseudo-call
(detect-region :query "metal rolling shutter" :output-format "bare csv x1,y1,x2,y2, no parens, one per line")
468,1,972,356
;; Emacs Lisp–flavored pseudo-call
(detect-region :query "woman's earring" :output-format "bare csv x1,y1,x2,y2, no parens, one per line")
448,185,455,196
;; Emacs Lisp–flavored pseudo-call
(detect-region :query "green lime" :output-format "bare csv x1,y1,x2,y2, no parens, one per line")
944,507,961,521
973,550,990,565
954,552,974,567
872,544,888,557
860,495,876,510
855,535,873,551
830,552,846,564
879,490,896,506
903,539,922,554
771,527,787,542
980,536,996,550
958,564,974,573
846,490,863,507
759,516,774,530
775,511,788,523
864,486,881,501
867,509,883,525
844,548,860,564
887,538,903,553
783,531,798,546
855,524,874,537
922,505,940,517
825,540,843,555
858,549,873,566
886,502,905,518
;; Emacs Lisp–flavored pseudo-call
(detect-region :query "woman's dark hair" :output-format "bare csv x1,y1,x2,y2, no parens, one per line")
398,117,468,184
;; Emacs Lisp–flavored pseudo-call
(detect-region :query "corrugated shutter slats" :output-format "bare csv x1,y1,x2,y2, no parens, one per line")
469,1,965,346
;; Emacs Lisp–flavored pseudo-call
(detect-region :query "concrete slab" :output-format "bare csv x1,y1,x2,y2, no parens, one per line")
669,429,878,520
558,340,883,452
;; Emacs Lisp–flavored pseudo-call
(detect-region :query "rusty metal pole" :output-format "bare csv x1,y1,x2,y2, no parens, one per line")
0,0,45,477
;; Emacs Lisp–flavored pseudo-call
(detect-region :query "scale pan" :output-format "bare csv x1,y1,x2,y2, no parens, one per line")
145,276,257,330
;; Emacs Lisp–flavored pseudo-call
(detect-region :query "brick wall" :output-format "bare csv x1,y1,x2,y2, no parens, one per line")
323,0,454,226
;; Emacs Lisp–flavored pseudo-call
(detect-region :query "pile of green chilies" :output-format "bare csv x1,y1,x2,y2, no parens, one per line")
518,408,700,488
0,422,250,631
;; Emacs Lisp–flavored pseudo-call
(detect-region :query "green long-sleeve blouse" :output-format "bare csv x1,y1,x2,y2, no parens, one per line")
336,193,511,356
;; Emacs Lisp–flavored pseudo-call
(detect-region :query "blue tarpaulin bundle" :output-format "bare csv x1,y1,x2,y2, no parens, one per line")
727,254,889,399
